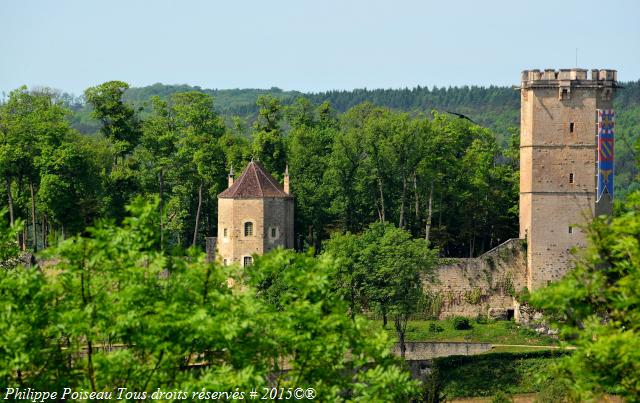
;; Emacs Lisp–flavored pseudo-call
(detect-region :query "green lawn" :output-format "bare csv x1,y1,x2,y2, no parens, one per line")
367,318,559,346
486,345,556,354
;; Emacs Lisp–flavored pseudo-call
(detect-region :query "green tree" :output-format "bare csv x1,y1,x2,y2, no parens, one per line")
134,96,178,246
424,112,517,256
324,222,438,357
530,191,640,401
287,99,337,251
37,134,103,238
0,210,22,269
0,86,71,249
219,131,251,172
316,231,364,320
252,95,286,177
172,92,226,247
84,81,140,160
326,104,372,232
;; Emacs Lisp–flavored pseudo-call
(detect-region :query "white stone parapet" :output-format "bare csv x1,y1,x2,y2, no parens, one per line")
520,68,617,87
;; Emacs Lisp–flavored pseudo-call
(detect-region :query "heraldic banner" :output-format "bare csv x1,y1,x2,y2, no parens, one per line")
597,109,615,201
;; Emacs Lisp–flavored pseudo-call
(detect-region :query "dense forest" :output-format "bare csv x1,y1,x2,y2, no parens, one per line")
1,80,638,258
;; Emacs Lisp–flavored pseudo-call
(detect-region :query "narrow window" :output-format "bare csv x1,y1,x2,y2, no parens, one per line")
223,258,228,266
243,256,253,267
223,228,228,238
569,173,574,184
244,222,253,237
569,122,574,133
568,226,573,234
271,227,277,238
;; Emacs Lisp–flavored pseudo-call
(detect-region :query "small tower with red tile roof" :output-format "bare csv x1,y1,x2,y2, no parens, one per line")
216,161,294,266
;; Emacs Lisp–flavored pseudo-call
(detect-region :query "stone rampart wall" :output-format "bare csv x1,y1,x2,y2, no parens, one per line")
425,238,528,319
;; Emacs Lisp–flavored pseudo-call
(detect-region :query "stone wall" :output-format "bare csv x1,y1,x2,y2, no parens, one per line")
425,238,528,319
263,197,295,251
217,198,265,266
392,341,492,360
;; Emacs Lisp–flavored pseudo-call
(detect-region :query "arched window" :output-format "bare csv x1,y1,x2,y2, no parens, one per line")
244,222,254,237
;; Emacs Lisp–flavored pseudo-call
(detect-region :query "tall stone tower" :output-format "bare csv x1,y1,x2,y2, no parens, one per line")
519,68,617,291
216,161,294,266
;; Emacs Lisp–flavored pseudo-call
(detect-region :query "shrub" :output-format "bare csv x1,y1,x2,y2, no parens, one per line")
475,314,488,324
420,367,447,403
535,378,570,403
452,316,472,330
516,287,530,303
421,291,444,320
491,391,513,403
464,287,483,304
429,323,444,333
503,320,516,330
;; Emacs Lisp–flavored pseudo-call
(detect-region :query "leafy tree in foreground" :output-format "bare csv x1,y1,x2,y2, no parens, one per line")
530,191,640,401
0,210,21,269
0,198,417,401
246,249,419,400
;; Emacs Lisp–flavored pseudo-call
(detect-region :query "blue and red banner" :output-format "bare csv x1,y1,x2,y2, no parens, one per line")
597,109,615,201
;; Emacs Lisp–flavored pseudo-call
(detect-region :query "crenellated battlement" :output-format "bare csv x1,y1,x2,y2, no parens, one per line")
521,68,617,88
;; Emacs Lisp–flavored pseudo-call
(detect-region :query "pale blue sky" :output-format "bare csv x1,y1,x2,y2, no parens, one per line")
1,0,639,95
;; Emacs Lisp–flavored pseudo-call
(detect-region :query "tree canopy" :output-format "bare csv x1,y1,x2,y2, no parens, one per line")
323,222,438,357
0,82,522,257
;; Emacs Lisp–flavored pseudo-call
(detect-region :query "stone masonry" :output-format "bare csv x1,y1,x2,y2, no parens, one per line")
215,161,294,266
519,68,617,290
426,238,527,319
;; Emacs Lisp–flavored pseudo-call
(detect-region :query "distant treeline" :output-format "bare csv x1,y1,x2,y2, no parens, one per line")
66,80,640,197
120,84,522,139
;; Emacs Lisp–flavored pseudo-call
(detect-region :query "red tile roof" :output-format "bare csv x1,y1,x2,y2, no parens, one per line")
218,161,291,199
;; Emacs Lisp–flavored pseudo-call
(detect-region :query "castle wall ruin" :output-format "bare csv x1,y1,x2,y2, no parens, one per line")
425,238,528,319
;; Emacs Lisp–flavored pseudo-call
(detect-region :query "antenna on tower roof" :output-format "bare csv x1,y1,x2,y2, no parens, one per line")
575,48,578,68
